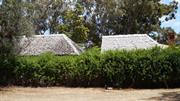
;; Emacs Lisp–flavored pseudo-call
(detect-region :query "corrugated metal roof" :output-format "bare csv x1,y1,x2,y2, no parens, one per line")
101,34,167,52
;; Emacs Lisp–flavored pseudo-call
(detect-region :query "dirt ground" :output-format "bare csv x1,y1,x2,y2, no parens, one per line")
0,87,180,101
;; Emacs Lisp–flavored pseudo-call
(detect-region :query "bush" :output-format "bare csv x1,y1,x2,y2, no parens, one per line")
1,47,180,88
0,45,16,85
15,53,76,86
74,48,103,87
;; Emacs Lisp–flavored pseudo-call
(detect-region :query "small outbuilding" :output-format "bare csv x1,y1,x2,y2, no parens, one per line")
16,34,83,55
101,34,167,52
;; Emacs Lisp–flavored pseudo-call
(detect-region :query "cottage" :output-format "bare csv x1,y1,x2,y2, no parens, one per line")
101,34,167,52
16,34,83,55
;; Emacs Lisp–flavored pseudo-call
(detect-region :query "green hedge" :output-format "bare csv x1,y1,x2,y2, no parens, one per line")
1,47,180,88
0,45,16,85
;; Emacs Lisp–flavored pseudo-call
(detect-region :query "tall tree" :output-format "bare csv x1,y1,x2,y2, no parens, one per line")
27,0,64,34
0,0,34,54
0,0,35,84
78,0,178,45
28,0,89,43
57,3,89,43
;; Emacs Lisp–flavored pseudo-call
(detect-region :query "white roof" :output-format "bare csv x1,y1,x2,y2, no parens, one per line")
101,34,167,52
15,34,83,55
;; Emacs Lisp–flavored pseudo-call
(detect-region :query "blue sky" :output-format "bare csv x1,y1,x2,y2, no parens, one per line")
161,0,180,33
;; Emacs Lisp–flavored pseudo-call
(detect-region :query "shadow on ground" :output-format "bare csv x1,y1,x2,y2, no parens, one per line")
146,91,180,101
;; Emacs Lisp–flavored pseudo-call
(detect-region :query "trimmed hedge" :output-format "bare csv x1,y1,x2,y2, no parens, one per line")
1,47,180,88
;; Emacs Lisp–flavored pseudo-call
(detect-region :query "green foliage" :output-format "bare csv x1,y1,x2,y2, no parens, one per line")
0,51,16,85
165,48,180,81
1,47,180,88
0,0,35,37
15,53,76,86
57,4,89,43
0,36,14,85
23,0,89,42
1,0,178,45
0,0,35,85
80,0,178,45
101,50,128,87
74,48,103,86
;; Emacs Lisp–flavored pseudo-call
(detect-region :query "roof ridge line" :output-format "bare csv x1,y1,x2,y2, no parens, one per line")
32,34,64,37
62,34,80,55
102,34,147,38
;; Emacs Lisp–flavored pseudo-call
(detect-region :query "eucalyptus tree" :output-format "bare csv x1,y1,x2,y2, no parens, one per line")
0,0,34,54
77,0,178,45
25,0,89,43
0,0,36,84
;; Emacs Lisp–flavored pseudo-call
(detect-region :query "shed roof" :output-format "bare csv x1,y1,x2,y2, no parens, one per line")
16,34,82,55
101,34,167,52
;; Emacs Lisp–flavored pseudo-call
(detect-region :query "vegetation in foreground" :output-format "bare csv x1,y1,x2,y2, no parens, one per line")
0,0,180,88
0,47,180,88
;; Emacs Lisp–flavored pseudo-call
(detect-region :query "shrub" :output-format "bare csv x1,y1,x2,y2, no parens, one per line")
15,53,76,86
1,47,180,88
101,50,128,87
0,45,16,85
74,48,103,86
